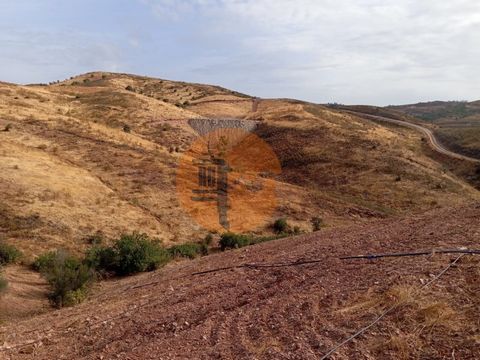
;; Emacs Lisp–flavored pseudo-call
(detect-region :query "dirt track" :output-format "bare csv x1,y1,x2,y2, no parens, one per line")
1,204,479,359
347,111,480,163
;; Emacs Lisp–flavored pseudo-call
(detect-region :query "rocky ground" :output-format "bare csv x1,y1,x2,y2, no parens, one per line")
1,203,479,359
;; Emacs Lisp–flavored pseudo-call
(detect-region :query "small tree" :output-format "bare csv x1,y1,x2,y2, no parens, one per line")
36,250,94,308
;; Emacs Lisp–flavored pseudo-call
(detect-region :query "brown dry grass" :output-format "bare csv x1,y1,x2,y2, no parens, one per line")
0,72,478,260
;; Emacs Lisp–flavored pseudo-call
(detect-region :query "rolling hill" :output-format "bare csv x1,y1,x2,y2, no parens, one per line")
387,101,480,160
0,72,479,359
0,73,478,259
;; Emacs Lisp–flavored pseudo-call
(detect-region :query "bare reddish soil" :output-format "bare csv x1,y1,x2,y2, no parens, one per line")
1,204,479,359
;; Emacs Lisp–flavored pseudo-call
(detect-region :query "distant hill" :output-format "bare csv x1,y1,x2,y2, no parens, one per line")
387,100,480,123
387,100,480,160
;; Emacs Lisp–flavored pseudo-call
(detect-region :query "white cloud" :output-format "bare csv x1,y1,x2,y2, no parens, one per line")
142,1,480,104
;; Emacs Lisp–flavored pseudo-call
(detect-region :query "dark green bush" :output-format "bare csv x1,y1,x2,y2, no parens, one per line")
37,250,94,308
86,233,170,276
168,243,203,259
204,233,213,246
32,251,56,272
273,218,289,234
310,217,323,232
114,234,169,275
0,243,22,265
84,246,117,273
219,233,251,251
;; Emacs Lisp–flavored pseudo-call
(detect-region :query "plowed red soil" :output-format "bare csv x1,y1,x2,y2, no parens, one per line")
1,204,479,359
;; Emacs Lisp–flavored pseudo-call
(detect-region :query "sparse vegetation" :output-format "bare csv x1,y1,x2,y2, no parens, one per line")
310,216,323,232
219,232,286,251
0,276,7,294
273,218,289,234
168,242,205,259
3,123,12,132
32,251,57,272
85,231,104,245
35,250,94,308
86,233,170,276
0,242,22,265
204,233,213,246
219,232,251,250
123,124,131,133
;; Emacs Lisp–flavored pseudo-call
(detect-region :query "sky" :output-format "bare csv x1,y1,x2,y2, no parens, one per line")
0,0,479,105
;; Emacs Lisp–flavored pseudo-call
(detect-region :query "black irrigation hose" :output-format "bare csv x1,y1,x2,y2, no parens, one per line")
319,253,469,360
192,249,480,276
340,249,480,260
191,258,328,276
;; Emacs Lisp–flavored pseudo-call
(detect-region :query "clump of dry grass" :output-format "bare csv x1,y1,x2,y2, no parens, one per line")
340,281,471,359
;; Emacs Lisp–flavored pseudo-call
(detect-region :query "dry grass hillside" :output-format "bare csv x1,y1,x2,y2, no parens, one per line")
0,72,478,260
387,101,480,160
0,73,479,359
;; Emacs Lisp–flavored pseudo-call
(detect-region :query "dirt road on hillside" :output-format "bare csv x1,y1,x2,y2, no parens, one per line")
347,111,480,163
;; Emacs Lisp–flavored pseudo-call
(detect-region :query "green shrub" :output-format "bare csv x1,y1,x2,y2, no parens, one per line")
310,217,323,232
87,233,170,276
84,246,117,274
204,233,213,246
114,234,169,275
0,243,22,265
168,243,203,259
0,276,7,294
219,233,251,251
38,250,94,308
249,234,286,245
32,251,56,272
273,218,288,234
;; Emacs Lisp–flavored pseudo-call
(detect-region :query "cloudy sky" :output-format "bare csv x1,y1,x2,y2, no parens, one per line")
0,0,479,105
